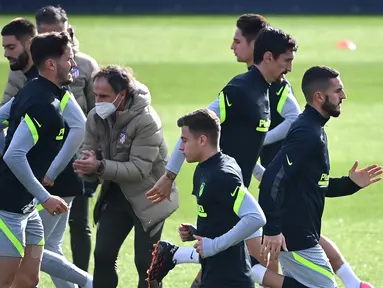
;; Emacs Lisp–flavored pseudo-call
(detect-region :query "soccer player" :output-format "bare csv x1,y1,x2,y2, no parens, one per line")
35,5,100,274
233,14,373,288
0,31,78,287
231,14,300,171
146,27,299,286
150,108,266,288
259,66,382,288
1,18,93,288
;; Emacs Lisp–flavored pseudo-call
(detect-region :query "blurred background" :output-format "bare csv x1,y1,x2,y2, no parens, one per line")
0,0,381,14
0,1,382,288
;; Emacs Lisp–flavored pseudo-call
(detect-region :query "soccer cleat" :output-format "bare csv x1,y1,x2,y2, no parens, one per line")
360,282,374,288
147,240,179,287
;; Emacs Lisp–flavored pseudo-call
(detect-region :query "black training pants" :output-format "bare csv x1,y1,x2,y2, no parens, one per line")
93,186,164,288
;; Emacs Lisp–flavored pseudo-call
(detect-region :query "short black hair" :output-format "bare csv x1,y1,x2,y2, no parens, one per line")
93,65,136,97
177,109,221,147
301,66,340,103
253,27,298,64
30,31,71,69
236,14,269,43
35,5,68,26
1,18,37,42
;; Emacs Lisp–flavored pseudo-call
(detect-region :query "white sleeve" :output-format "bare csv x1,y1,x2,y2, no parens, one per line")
45,93,86,180
263,86,301,145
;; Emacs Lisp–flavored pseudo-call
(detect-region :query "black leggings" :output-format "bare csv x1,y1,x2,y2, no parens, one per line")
93,189,164,288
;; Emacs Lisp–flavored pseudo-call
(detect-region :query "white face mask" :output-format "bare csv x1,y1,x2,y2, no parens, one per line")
95,94,121,119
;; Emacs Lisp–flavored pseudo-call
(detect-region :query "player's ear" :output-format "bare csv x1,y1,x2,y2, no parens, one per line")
24,38,32,53
45,58,56,72
313,91,325,104
263,51,273,63
199,134,208,146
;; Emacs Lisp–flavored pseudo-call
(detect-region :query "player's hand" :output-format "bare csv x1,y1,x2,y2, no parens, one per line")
261,233,287,262
146,172,174,203
79,150,95,160
73,151,100,175
193,235,205,258
178,223,196,242
349,160,383,188
43,175,54,187
42,195,68,216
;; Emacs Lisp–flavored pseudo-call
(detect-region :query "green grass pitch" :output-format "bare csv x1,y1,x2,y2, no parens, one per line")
0,14,382,287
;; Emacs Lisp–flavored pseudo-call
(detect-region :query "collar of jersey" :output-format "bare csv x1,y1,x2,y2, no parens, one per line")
24,65,38,81
304,104,330,126
37,75,66,97
198,151,222,168
249,65,270,88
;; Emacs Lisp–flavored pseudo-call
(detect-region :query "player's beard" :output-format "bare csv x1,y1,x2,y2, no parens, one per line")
57,63,73,86
9,49,29,71
322,95,341,117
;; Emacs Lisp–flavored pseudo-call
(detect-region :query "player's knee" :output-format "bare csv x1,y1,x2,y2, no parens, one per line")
320,238,344,271
69,217,88,232
93,246,116,266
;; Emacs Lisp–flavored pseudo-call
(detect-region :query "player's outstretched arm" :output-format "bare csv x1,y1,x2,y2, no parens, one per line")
146,97,221,203
327,160,382,197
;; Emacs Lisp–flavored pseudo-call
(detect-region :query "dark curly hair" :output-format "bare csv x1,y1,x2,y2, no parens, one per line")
93,65,138,97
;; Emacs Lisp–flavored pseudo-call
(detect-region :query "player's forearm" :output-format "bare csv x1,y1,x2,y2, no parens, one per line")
252,163,265,181
258,179,284,236
263,120,292,145
326,177,361,197
46,96,86,180
259,194,283,236
264,96,300,145
203,193,266,257
3,121,50,203
46,126,85,180
165,138,185,175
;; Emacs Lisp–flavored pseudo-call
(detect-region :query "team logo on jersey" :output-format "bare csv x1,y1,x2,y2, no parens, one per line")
119,132,126,144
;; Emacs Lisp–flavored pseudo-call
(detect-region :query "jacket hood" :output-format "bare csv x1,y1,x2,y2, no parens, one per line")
114,80,151,127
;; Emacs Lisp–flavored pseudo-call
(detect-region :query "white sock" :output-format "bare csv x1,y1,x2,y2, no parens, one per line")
336,262,361,288
173,247,200,264
86,275,93,288
250,264,267,284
